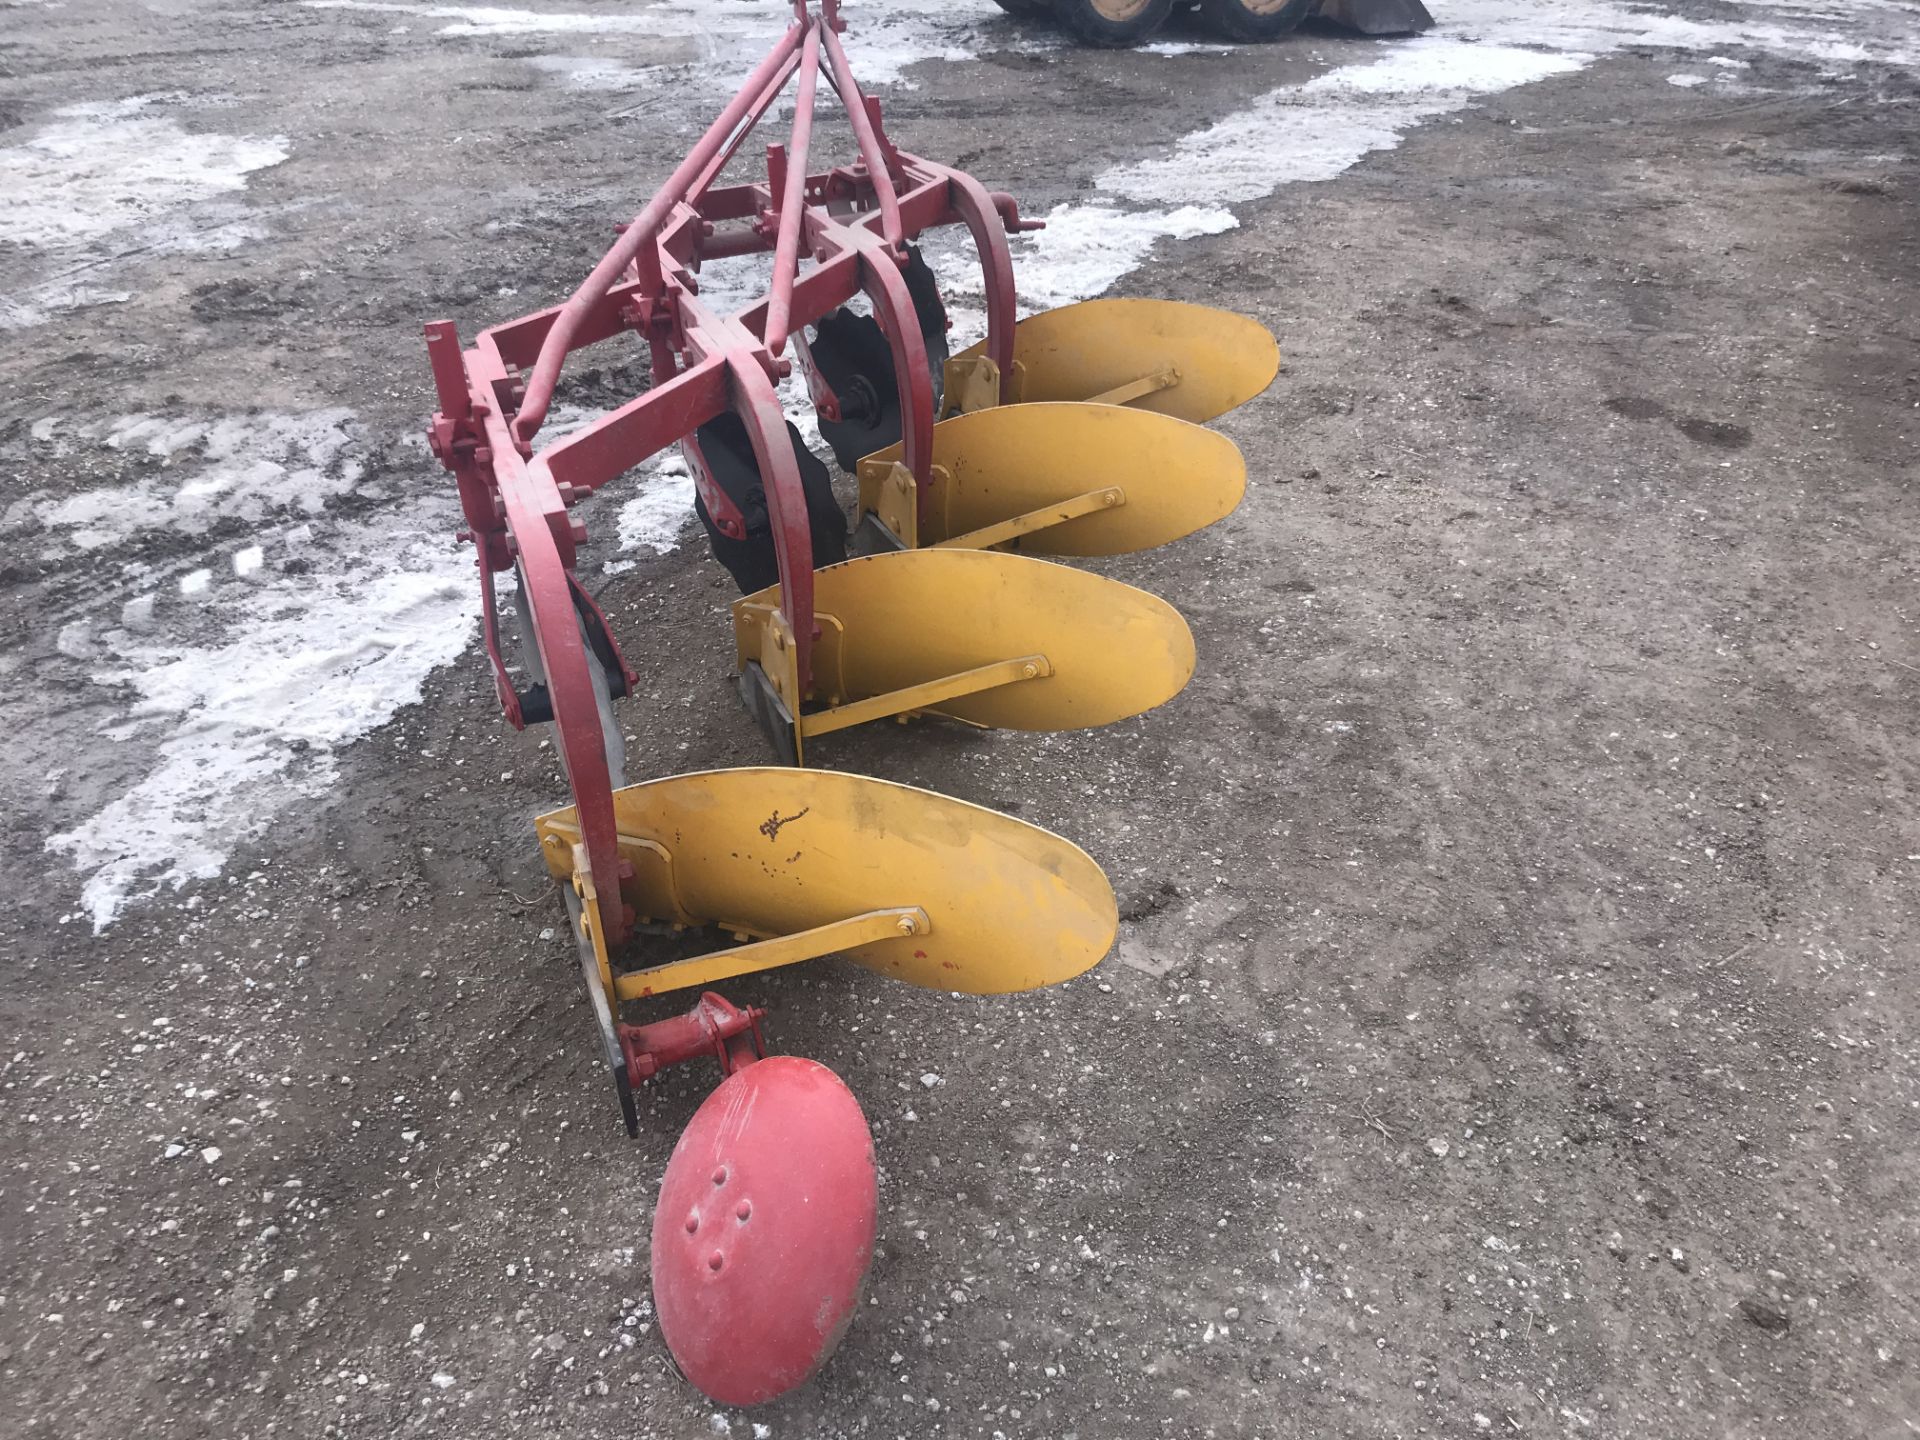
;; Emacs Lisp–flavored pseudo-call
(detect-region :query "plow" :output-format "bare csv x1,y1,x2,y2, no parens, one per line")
423,0,1276,1406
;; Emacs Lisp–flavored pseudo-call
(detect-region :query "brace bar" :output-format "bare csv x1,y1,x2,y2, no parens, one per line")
800,654,1054,738
935,489,1125,552
1083,368,1180,409
612,905,930,1000
763,22,822,356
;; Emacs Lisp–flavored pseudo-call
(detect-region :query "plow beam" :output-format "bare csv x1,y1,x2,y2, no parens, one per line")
858,402,1246,554
730,549,1195,764
535,767,1118,999
951,297,1280,423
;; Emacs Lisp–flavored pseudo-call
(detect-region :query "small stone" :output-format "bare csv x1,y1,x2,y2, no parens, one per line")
1670,1248,1690,1274
919,1073,942,1089
1426,1138,1450,1158
1740,1297,1789,1334
431,1373,455,1389
163,1143,185,1159
410,1323,425,1340
200,1146,222,1165
1606,1231,1627,1259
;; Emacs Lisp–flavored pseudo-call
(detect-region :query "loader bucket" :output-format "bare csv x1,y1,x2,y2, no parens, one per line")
951,298,1280,423
857,402,1246,554
1314,0,1435,35
535,767,1119,998
731,548,1195,764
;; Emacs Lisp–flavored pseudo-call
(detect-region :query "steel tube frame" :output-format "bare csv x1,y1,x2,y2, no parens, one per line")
423,0,1041,957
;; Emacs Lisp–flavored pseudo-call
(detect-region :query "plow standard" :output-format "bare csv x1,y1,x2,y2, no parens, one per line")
424,0,1276,1405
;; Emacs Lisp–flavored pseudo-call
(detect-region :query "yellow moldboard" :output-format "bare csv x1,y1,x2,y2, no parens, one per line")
735,548,1195,731
957,298,1280,422
537,768,1118,995
860,402,1246,555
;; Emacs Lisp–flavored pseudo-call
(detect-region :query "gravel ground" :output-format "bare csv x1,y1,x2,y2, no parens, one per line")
2,1,1918,1437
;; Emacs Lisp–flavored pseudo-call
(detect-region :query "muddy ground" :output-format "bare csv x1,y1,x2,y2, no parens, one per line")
4,1,1919,1437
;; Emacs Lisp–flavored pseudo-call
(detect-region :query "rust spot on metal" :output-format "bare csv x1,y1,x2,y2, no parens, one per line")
758,805,811,842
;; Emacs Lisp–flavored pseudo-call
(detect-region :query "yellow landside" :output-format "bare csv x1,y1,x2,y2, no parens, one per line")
946,298,1281,423
536,767,1118,1001
732,548,1194,763
857,402,1246,554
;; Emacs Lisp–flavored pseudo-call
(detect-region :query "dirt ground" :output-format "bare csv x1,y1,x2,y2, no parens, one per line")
3,1,1919,1437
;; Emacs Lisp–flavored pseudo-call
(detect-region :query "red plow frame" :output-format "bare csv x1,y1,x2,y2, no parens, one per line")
425,0,1040,954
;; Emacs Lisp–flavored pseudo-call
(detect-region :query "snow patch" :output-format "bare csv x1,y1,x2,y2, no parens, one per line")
1140,39,1234,56
613,455,697,558
19,411,366,553
522,54,659,90
0,97,286,328
47,521,475,931
28,410,477,930
998,204,1237,315
1440,0,1918,72
301,1,661,35
1105,40,1585,206
306,0,995,85
0,104,285,249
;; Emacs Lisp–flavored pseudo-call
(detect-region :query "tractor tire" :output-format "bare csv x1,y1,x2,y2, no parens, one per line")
1052,0,1175,47
1197,0,1312,42
990,0,1049,14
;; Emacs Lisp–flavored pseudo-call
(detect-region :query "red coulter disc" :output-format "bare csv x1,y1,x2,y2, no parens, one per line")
650,1056,878,1406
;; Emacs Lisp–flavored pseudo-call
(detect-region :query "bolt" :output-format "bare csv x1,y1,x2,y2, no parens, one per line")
1102,490,1119,506
1022,663,1038,679
897,915,918,936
